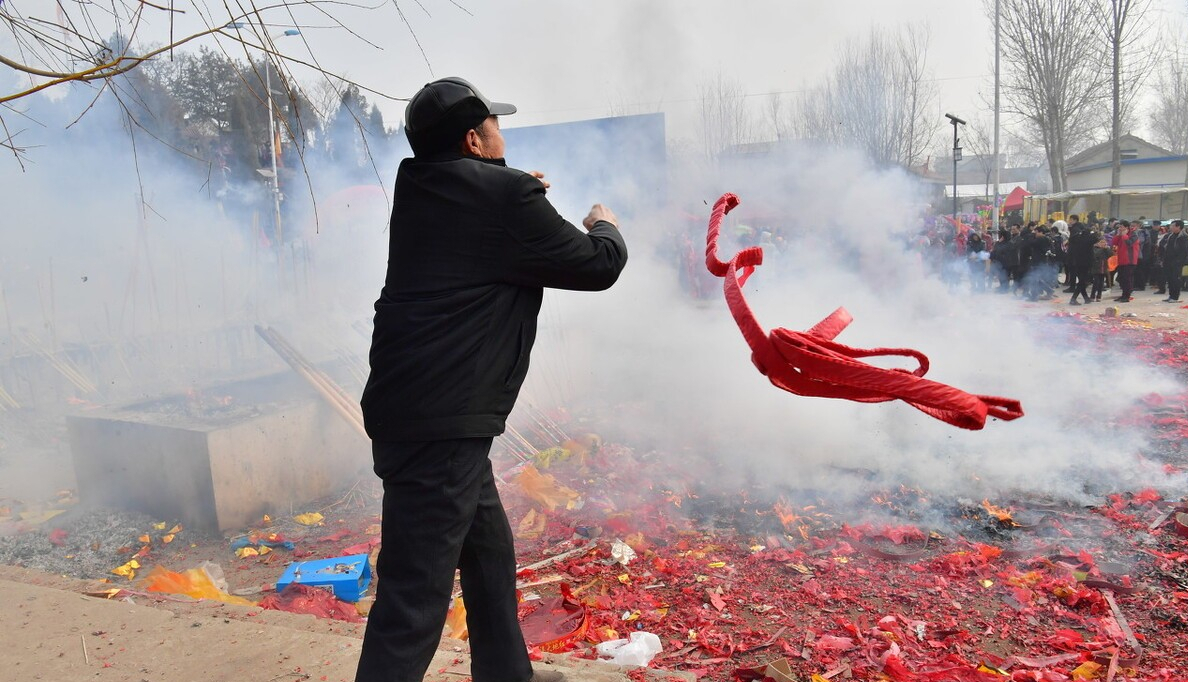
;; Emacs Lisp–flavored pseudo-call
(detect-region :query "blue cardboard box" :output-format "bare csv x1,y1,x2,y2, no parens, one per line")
275,553,372,602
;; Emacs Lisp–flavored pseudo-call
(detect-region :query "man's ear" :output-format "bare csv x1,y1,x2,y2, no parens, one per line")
461,129,481,156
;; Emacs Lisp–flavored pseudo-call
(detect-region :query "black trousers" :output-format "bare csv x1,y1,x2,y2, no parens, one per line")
1167,264,1185,301
356,438,531,682
1070,265,1091,302
1118,264,1136,299
1091,273,1106,300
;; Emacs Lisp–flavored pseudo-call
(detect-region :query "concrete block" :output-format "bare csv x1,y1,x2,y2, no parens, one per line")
67,372,367,531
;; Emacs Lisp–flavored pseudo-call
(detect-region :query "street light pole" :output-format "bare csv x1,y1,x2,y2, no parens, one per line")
946,113,966,226
266,62,282,250
264,29,301,255
224,23,300,258
992,0,1001,236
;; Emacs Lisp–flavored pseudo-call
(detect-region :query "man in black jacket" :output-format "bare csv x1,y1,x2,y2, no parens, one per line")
356,78,628,682
1066,220,1095,305
1163,220,1187,302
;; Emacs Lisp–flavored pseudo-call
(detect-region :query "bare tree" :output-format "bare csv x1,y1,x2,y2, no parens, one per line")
1097,0,1158,215
1150,50,1188,155
962,115,998,198
764,93,790,141
697,73,752,159
993,0,1109,193
790,25,937,169
0,1,446,163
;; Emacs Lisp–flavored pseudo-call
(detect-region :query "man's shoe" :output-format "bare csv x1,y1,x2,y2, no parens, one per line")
531,670,566,682
1069,299,1081,306
1154,290,1166,295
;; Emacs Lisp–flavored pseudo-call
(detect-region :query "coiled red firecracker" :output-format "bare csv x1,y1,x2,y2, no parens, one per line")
704,193,1023,430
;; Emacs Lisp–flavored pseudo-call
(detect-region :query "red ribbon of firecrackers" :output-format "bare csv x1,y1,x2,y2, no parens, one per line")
704,193,1023,430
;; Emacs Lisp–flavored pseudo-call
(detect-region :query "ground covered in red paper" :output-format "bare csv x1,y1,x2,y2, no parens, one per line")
492,315,1188,682
6,314,1188,682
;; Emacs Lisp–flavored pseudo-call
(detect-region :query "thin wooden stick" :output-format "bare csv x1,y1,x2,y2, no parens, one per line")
81,634,89,664
262,328,361,420
255,326,367,438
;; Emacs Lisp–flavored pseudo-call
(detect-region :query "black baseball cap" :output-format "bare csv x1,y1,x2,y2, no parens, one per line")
404,77,516,155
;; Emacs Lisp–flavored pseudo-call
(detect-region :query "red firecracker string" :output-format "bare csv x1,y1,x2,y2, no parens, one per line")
704,193,1024,430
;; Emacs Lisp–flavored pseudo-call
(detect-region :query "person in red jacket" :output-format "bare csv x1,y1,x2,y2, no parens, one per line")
1111,221,1142,302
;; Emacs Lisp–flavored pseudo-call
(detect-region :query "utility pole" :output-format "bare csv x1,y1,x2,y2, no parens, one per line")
947,113,967,225
992,0,1001,236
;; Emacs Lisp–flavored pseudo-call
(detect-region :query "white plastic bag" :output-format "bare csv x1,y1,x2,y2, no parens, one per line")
595,631,662,667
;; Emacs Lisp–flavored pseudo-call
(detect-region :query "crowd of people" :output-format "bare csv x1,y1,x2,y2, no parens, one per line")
926,215,1188,305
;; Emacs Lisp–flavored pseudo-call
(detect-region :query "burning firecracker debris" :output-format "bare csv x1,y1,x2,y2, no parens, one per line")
2,315,1188,681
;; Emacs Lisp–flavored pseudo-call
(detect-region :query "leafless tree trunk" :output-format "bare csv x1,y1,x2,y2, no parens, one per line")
993,0,1108,193
1149,46,1188,188
789,25,938,169
1150,49,1188,156
1098,0,1157,215
765,94,789,141
697,73,753,159
962,116,997,199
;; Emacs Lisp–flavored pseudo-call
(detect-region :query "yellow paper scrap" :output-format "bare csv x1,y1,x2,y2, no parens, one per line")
258,546,272,555
617,573,631,584
18,509,65,524
262,514,272,525
1071,662,1102,680
980,579,995,588
707,561,726,568
446,596,469,640
138,534,151,544
167,524,182,534
112,559,140,580
293,512,325,526
152,522,167,531
236,547,260,558
514,465,581,512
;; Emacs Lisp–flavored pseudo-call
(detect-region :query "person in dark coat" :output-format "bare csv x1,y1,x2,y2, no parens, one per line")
1090,235,1111,302
1163,220,1188,302
1066,221,1095,305
356,77,628,682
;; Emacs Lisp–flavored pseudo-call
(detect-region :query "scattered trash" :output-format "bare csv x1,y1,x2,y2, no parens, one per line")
515,465,582,512
139,562,255,605
519,583,587,652
260,583,362,622
595,631,662,666
445,596,468,639
293,512,325,526
111,559,139,580
609,539,636,566
275,553,371,602
230,532,295,552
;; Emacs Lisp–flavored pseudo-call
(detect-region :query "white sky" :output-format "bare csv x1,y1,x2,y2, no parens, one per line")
264,0,1188,144
9,0,1188,146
